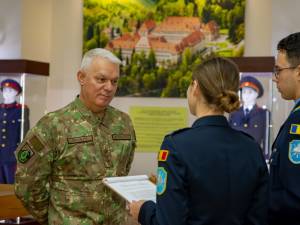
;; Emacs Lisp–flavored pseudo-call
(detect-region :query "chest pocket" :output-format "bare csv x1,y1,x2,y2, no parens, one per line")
111,134,134,176
57,135,105,178
270,150,282,190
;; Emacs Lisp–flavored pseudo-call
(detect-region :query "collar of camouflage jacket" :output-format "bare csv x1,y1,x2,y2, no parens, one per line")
74,97,106,125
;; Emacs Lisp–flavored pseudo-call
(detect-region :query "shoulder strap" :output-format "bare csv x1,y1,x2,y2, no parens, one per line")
292,105,300,113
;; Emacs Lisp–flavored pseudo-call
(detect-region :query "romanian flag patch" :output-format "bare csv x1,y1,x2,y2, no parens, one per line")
290,124,300,135
158,150,169,162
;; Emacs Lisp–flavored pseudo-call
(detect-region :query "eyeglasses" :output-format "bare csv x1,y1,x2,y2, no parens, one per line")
273,66,297,79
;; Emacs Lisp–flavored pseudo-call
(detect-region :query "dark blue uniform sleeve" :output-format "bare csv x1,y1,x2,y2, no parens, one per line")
245,148,269,225
278,112,300,200
139,135,188,225
269,109,300,223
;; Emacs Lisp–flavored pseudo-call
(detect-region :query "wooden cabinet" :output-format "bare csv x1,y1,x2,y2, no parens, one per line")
0,184,29,219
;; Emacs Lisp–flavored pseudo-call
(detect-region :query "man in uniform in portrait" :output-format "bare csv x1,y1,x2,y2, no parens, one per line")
0,79,29,184
229,76,270,158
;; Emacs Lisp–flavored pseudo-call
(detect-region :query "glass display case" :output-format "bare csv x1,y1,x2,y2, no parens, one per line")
0,60,49,185
232,72,273,159
231,57,275,160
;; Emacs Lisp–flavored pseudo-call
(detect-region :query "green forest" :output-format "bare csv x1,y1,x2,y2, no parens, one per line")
83,0,245,97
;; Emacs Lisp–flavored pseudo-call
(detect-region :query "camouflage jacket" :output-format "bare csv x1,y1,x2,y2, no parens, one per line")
14,97,136,225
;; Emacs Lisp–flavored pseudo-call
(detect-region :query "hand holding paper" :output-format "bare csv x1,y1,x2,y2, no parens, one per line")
129,200,145,220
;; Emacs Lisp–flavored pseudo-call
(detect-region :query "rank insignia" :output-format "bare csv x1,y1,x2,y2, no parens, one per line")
290,124,300,135
158,150,169,162
17,144,35,164
289,140,300,164
157,167,167,195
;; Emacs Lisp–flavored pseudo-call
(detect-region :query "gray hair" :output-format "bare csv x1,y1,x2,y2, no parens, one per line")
80,48,121,71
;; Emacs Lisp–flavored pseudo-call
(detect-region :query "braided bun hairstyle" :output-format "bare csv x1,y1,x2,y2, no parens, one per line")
192,57,240,113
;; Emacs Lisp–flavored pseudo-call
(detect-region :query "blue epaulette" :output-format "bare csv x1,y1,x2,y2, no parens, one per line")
292,106,300,113
166,127,190,137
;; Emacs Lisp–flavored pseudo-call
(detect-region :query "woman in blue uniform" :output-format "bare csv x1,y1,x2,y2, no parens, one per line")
129,57,269,225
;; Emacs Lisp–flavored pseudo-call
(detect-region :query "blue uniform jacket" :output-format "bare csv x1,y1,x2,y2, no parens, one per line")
139,115,269,225
228,105,270,158
269,101,300,225
0,102,29,164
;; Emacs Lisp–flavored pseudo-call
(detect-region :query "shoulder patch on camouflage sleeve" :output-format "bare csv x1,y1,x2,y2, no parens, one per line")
16,134,47,165
17,143,35,164
29,135,45,152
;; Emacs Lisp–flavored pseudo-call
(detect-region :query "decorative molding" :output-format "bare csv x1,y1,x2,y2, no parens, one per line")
230,57,275,73
0,57,274,75
0,59,49,76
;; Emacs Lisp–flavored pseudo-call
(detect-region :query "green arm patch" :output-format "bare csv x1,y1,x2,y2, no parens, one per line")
17,143,35,164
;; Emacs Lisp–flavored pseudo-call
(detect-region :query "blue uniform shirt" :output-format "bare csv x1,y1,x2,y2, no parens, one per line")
139,115,269,225
269,101,300,225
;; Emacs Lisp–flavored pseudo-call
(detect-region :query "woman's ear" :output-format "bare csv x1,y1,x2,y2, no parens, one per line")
192,80,200,97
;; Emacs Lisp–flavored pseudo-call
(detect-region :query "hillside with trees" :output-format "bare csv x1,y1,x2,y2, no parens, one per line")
83,0,245,97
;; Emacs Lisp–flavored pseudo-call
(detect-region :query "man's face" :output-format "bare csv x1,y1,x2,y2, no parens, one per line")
78,56,119,112
273,51,298,100
2,87,18,100
241,87,258,105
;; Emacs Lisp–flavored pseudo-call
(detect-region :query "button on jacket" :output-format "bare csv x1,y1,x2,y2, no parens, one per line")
0,102,29,163
0,102,29,184
15,97,136,225
228,105,270,158
139,115,269,225
269,101,300,225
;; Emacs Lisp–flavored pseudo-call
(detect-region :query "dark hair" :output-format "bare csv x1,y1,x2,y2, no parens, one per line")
192,57,240,113
277,32,300,66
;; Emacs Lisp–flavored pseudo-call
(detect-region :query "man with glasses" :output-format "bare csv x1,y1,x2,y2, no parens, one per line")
269,32,300,225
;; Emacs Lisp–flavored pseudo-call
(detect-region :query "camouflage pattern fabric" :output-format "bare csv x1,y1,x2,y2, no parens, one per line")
14,97,136,225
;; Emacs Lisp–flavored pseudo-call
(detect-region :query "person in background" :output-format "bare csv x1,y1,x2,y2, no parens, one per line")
229,76,270,159
0,79,29,184
14,48,136,225
269,32,300,225
129,57,269,225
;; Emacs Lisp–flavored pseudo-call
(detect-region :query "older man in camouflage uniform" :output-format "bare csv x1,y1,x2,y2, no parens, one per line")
14,48,136,225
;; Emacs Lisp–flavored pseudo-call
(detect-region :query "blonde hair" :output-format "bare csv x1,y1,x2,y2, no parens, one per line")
192,57,240,113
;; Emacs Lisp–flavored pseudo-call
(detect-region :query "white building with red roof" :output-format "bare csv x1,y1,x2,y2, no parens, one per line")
151,16,202,43
106,17,219,65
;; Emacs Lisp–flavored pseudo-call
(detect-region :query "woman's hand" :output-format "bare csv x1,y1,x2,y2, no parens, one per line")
129,200,146,221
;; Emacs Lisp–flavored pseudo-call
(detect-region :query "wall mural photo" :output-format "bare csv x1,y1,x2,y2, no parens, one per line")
83,0,245,97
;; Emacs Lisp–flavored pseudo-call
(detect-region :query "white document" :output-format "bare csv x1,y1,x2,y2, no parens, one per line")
102,175,156,203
